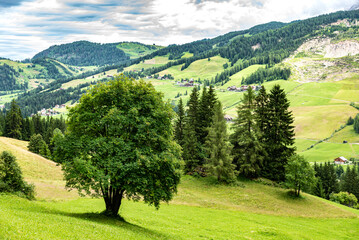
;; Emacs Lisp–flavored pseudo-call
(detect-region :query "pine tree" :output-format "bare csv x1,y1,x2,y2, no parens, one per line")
341,166,359,199
183,87,201,172
205,102,237,183
5,99,23,139
262,85,295,181
231,87,265,178
174,98,185,147
354,113,359,133
197,86,217,164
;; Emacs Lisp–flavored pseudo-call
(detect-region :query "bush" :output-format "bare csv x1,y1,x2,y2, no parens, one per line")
0,151,35,199
330,192,358,207
28,134,51,158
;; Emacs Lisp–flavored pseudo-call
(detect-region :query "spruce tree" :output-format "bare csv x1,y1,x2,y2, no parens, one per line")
205,101,237,183
231,87,265,178
174,98,185,147
5,99,23,140
354,114,359,133
183,87,201,172
341,166,359,199
262,85,295,181
198,86,217,163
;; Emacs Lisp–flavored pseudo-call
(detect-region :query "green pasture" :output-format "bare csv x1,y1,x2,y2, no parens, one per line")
125,56,170,71
300,141,359,163
292,105,357,140
159,56,229,80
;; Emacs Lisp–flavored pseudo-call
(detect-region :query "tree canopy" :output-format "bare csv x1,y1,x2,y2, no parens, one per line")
54,74,181,216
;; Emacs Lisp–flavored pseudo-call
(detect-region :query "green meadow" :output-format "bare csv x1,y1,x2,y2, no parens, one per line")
1,136,359,239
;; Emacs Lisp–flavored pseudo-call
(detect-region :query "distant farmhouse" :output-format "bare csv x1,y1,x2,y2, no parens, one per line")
177,79,195,87
334,156,350,165
227,85,261,92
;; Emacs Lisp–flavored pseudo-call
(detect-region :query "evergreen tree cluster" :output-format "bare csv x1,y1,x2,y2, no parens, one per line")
313,163,359,202
242,67,291,84
0,100,66,159
0,63,25,91
33,41,130,66
174,84,295,183
231,85,295,181
32,58,74,80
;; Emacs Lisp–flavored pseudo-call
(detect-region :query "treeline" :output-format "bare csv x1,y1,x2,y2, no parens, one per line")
33,41,130,66
8,84,89,116
242,67,291,84
174,84,295,182
313,163,359,207
0,100,66,158
0,64,26,91
32,58,73,80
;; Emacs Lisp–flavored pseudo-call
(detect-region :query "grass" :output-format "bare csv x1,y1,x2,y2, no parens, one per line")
117,42,162,59
300,141,359,163
159,56,229,80
291,105,357,140
125,56,170,71
221,64,265,89
0,137,78,200
1,134,359,239
329,125,359,143
0,176,358,240
295,138,317,152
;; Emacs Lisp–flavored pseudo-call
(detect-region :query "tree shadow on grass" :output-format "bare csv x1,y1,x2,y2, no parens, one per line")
22,205,170,240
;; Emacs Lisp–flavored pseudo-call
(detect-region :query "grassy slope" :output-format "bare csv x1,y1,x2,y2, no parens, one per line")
1,137,359,239
159,56,228,80
0,137,78,200
117,42,162,59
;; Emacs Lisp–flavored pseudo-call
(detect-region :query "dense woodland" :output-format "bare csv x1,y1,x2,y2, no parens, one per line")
33,41,130,66
0,100,66,158
0,64,26,91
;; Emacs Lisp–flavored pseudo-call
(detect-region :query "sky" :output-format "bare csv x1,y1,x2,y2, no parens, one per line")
0,0,358,60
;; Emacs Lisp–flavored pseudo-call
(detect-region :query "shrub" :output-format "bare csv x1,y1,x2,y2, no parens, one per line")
0,151,35,199
330,192,358,207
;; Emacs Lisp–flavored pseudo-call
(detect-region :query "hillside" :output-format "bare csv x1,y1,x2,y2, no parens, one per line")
0,136,358,239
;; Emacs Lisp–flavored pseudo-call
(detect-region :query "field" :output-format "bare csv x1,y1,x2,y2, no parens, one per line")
159,56,229,80
117,42,163,59
1,137,359,239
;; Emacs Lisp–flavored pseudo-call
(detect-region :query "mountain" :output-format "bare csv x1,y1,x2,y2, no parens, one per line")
33,41,163,67
349,2,359,11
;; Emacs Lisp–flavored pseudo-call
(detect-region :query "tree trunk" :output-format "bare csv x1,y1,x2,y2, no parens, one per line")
104,188,124,216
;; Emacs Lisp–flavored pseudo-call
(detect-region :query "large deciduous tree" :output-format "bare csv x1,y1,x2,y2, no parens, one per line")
54,75,181,216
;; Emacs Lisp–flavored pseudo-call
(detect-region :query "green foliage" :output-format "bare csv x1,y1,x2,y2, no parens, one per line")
313,162,340,199
0,63,26,91
5,100,23,139
330,192,358,208
285,154,316,197
28,134,51,158
262,85,295,181
33,41,130,66
54,74,181,216
0,151,34,199
347,116,354,125
242,67,291,84
205,102,237,183
174,98,185,147
354,113,359,133
231,87,265,178
341,166,359,199
183,87,201,172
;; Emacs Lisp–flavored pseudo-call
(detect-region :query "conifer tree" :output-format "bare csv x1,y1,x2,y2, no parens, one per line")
174,98,185,147
341,166,359,199
231,87,265,178
5,99,23,139
354,113,359,133
262,85,295,181
183,87,201,172
205,102,237,183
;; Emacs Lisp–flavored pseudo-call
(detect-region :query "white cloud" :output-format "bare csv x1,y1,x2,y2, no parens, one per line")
0,0,357,60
